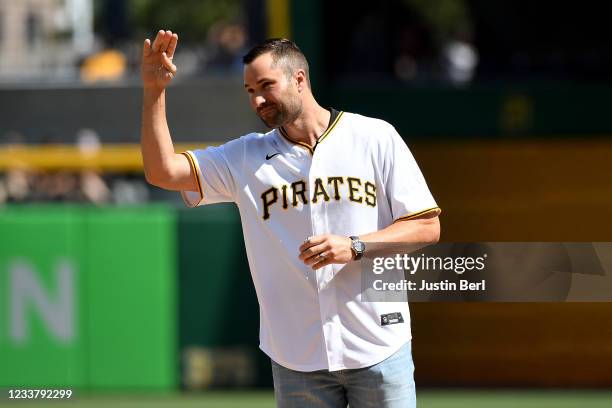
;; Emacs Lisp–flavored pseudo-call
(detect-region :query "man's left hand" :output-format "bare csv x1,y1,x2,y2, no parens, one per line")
299,234,354,270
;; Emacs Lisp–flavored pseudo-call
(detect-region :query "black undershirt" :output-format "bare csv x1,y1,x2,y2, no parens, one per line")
279,107,339,151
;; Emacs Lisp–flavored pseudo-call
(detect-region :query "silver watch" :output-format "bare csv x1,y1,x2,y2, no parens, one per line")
350,236,365,260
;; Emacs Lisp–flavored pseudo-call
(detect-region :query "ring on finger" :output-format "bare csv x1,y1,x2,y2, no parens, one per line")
317,252,326,260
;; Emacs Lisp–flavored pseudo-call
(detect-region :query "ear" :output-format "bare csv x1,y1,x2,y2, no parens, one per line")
295,69,307,92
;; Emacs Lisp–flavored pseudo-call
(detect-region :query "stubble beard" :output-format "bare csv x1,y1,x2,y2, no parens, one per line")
258,97,302,129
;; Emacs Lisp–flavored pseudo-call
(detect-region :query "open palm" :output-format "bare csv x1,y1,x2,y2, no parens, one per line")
141,30,178,89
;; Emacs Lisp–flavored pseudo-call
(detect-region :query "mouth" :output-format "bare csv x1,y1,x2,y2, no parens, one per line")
258,105,276,116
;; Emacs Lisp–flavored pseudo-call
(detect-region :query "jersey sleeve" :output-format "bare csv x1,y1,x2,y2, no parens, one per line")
180,139,242,207
383,126,441,222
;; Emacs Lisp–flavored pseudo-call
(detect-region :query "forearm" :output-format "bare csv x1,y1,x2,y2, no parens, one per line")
140,87,180,185
362,216,440,243
299,217,440,269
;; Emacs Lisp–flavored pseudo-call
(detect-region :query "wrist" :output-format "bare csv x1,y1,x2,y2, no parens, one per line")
349,236,365,261
143,87,166,109
348,237,356,260
143,85,165,97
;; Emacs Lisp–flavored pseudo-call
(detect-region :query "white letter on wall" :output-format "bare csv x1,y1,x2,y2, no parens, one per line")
9,258,75,344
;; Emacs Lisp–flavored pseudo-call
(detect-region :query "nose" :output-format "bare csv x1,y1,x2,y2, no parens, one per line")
254,95,266,108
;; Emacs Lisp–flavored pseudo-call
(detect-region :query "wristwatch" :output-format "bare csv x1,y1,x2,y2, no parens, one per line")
349,236,366,260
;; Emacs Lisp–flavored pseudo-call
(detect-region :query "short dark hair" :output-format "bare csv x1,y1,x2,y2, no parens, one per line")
242,38,310,85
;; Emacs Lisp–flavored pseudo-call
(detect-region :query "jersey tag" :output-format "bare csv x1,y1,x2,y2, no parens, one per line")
380,312,404,326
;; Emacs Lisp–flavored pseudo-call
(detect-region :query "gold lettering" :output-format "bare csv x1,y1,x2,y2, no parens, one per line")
291,180,308,206
312,178,330,203
327,177,344,201
365,181,377,207
347,177,363,203
281,184,289,209
261,187,278,220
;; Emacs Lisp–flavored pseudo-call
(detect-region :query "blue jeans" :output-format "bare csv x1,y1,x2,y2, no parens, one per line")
271,342,416,408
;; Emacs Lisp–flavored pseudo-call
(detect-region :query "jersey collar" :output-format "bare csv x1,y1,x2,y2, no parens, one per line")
278,108,343,154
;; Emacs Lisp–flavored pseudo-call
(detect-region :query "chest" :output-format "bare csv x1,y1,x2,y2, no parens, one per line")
244,133,380,222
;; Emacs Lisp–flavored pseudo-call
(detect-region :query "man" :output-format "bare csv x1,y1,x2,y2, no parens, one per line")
141,29,441,408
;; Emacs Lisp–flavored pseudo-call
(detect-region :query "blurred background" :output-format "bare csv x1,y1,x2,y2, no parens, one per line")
1,0,611,406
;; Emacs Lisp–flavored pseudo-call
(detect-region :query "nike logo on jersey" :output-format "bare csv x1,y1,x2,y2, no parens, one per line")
260,177,377,220
266,152,281,160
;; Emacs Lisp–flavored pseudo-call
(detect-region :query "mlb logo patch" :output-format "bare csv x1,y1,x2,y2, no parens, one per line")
381,312,404,326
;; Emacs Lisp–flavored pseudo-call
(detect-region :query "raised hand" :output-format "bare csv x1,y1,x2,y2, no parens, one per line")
141,30,179,90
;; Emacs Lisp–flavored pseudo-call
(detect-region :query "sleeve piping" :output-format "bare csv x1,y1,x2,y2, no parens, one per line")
181,151,204,206
393,207,441,223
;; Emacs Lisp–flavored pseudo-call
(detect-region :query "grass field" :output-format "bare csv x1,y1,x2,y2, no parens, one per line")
3,390,612,408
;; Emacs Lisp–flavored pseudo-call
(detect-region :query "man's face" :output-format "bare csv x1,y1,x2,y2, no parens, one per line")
244,53,302,128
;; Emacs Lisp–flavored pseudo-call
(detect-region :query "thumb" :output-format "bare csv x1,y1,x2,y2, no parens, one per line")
161,52,177,74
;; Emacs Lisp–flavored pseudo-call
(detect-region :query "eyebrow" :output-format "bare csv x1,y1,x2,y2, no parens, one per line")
244,78,276,88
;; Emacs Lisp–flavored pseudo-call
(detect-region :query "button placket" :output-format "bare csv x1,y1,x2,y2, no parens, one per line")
310,150,344,369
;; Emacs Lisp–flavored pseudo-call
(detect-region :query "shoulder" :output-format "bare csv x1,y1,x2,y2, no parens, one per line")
216,129,276,152
239,129,277,145
341,111,394,128
339,111,400,143
236,129,281,154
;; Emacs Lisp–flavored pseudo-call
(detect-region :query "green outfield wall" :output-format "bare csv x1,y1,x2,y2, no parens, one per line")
0,206,178,390
178,204,270,388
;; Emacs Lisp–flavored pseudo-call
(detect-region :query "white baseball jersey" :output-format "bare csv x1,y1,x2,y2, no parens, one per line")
181,109,440,372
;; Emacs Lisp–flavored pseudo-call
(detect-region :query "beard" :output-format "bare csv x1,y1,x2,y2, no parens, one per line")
257,96,302,129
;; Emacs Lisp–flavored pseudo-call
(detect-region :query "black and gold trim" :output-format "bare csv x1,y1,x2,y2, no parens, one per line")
315,109,343,145
181,151,204,204
393,207,441,223
278,109,344,154
279,127,314,153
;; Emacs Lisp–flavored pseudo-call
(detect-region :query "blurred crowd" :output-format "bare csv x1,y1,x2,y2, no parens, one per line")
0,169,150,205
0,0,248,84
80,20,248,84
0,130,149,206
0,0,477,86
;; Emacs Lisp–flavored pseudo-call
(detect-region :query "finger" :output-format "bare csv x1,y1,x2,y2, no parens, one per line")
158,30,172,53
298,242,327,260
161,52,177,74
302,249,331,265
311,258,332,270
304,251,331,266
152,30,165,52
299,235,326,252
167,33,179,58
143,39,152,57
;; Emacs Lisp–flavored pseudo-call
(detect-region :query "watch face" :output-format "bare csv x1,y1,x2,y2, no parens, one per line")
354,241,365,253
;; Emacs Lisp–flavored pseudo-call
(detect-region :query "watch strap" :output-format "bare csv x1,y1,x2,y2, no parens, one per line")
350,236,364,260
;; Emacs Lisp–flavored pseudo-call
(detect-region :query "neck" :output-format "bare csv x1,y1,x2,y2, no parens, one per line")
281,98,330,147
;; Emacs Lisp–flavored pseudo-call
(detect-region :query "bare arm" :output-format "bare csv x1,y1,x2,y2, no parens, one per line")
361,214,440,244
299,215,440,270
141,29,196,191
